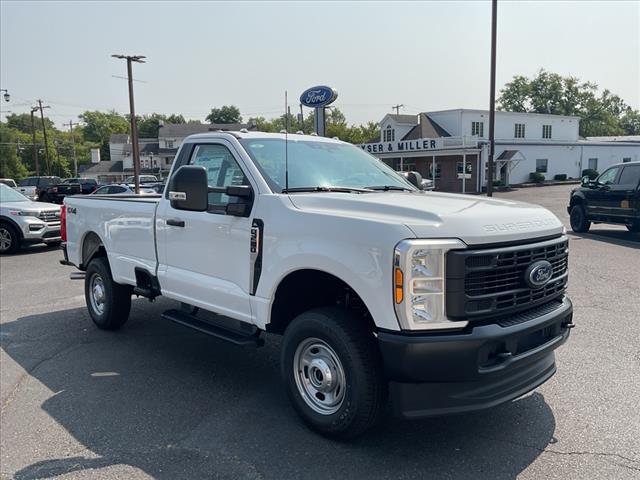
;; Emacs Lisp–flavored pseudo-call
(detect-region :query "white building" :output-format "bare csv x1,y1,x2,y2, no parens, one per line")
359,109,640,193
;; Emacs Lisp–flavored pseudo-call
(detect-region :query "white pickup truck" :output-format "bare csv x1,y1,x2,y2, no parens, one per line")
60,131,573,439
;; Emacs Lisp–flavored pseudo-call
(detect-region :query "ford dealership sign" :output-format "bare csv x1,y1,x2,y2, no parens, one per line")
300,86,338,108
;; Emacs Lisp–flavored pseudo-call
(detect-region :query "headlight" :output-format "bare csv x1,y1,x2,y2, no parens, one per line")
9,210,39,218
393,239,467,330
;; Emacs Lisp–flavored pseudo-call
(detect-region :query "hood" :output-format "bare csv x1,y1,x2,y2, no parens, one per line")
288,191,564,246
0,201,60,213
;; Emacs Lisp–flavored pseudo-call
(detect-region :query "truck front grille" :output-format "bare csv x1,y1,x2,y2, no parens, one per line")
39,210,60,223
446,236,568,320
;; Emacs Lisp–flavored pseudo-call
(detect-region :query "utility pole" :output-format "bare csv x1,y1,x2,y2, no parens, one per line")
392,104,404,115
112,54,146,194
299,104,304,131
487,0,498,197
65,120,80,176
36,100,51,175
30,107,39,175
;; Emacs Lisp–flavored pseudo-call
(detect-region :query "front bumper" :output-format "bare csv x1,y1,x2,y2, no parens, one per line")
19,218,61,244
377,297,573,418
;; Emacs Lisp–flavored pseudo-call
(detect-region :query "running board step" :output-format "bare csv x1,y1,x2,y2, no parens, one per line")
162,309,264,347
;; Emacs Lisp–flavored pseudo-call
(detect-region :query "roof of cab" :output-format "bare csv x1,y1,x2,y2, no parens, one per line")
183,131,343,144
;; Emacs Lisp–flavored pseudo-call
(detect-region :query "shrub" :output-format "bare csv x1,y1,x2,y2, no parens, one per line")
492,180,503,187
582,169,599,180
529,172,545,183
554,174,568,181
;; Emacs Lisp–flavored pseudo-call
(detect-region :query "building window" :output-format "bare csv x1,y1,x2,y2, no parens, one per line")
166,140,174,149
471,121,484,137
588,158,598,171
623,157,632,163
542,124,552,139
456,162,473,175
384,125,395,142
514,123,525,138
427,163,441,179
536,159,548,173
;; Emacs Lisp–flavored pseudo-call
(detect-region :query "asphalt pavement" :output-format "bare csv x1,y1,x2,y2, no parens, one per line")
1,184,639,479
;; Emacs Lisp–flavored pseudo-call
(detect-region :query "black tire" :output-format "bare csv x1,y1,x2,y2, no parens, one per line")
569,204,591,233
627,223,640,233
0,222,21,254
281,307,387,440
84,257,132,330
39,193,49,203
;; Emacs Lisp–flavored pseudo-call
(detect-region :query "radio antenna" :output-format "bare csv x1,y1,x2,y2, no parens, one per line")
284,90,289,192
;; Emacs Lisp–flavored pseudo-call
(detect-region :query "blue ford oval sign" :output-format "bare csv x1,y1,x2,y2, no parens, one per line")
524,260,554,289
300,86,338,108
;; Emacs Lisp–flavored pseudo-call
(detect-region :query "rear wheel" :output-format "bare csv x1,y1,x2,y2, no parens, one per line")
0,222,20,254
570,204,591,233
627,222,640,233
84,257,132,330
281,307,387,439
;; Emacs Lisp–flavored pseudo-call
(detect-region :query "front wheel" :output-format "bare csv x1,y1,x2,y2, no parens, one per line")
570,204,591,233
0,222,20,254
281,307,387,439
84,257,132,330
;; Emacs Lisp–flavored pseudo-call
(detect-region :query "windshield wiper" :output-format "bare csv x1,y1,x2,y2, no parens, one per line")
365,185,413,191
282,186,374,194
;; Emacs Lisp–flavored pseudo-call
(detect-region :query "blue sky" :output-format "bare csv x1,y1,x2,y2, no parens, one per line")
1,1,638,128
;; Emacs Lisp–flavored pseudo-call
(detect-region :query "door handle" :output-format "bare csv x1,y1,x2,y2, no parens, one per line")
166,218,185,227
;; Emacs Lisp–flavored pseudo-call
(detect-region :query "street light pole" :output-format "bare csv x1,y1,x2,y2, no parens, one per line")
36,100,51,176
487,0,498,197
112,54,146,194
30,108,39,176
65,120,80,177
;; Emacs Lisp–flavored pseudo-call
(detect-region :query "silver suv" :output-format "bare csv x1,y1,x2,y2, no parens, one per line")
0,184,61,254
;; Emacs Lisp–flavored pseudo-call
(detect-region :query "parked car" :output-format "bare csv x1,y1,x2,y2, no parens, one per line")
0,183,61,254
16,176,61,201
61,131,573,439
124,175,159,184
400,171,434,190
41,178,99,204
92,184,157,195
568,161,640,233
0,178,17,188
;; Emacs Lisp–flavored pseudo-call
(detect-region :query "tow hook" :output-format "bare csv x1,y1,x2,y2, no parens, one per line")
562,321,576,329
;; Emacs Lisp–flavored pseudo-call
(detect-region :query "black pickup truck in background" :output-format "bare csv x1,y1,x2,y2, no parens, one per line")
40,178,98,204
568,161,640,233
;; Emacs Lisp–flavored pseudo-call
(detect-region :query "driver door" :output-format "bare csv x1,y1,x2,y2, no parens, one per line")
585,166,620,217
156,141,254,324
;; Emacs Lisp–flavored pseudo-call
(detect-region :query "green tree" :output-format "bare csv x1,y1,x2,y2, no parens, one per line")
206,105,242,124
0,124,29,180
5,113,55,135
498,70,639,137
79,110,129,161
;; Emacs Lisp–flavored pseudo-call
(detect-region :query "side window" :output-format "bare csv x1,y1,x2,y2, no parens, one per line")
110,186,127,194
597,167,619,185
618,165,640,186
189,144,248,210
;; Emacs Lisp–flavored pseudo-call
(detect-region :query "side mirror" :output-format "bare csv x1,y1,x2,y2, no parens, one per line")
406,171,424,190
581,176,593,187
225,185,253,217
168,165,208,211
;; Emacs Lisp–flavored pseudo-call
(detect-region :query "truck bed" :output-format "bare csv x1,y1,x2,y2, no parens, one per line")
65,195,161,285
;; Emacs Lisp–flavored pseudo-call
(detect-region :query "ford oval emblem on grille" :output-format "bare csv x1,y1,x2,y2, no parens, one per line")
524,260,553,289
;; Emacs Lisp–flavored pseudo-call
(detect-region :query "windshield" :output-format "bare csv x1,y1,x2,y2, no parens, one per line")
239,138,415,193
0,183,29,202
126,175,157,183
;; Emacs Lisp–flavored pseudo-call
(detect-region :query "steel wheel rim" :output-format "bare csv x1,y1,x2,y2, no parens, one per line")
293,337,346,415
89,273,106,315
0,228,12,252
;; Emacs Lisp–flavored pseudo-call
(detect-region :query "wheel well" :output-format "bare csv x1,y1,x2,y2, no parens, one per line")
81,231,106,269
0,216,23,240
569,196,584,208
267,269,375,335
